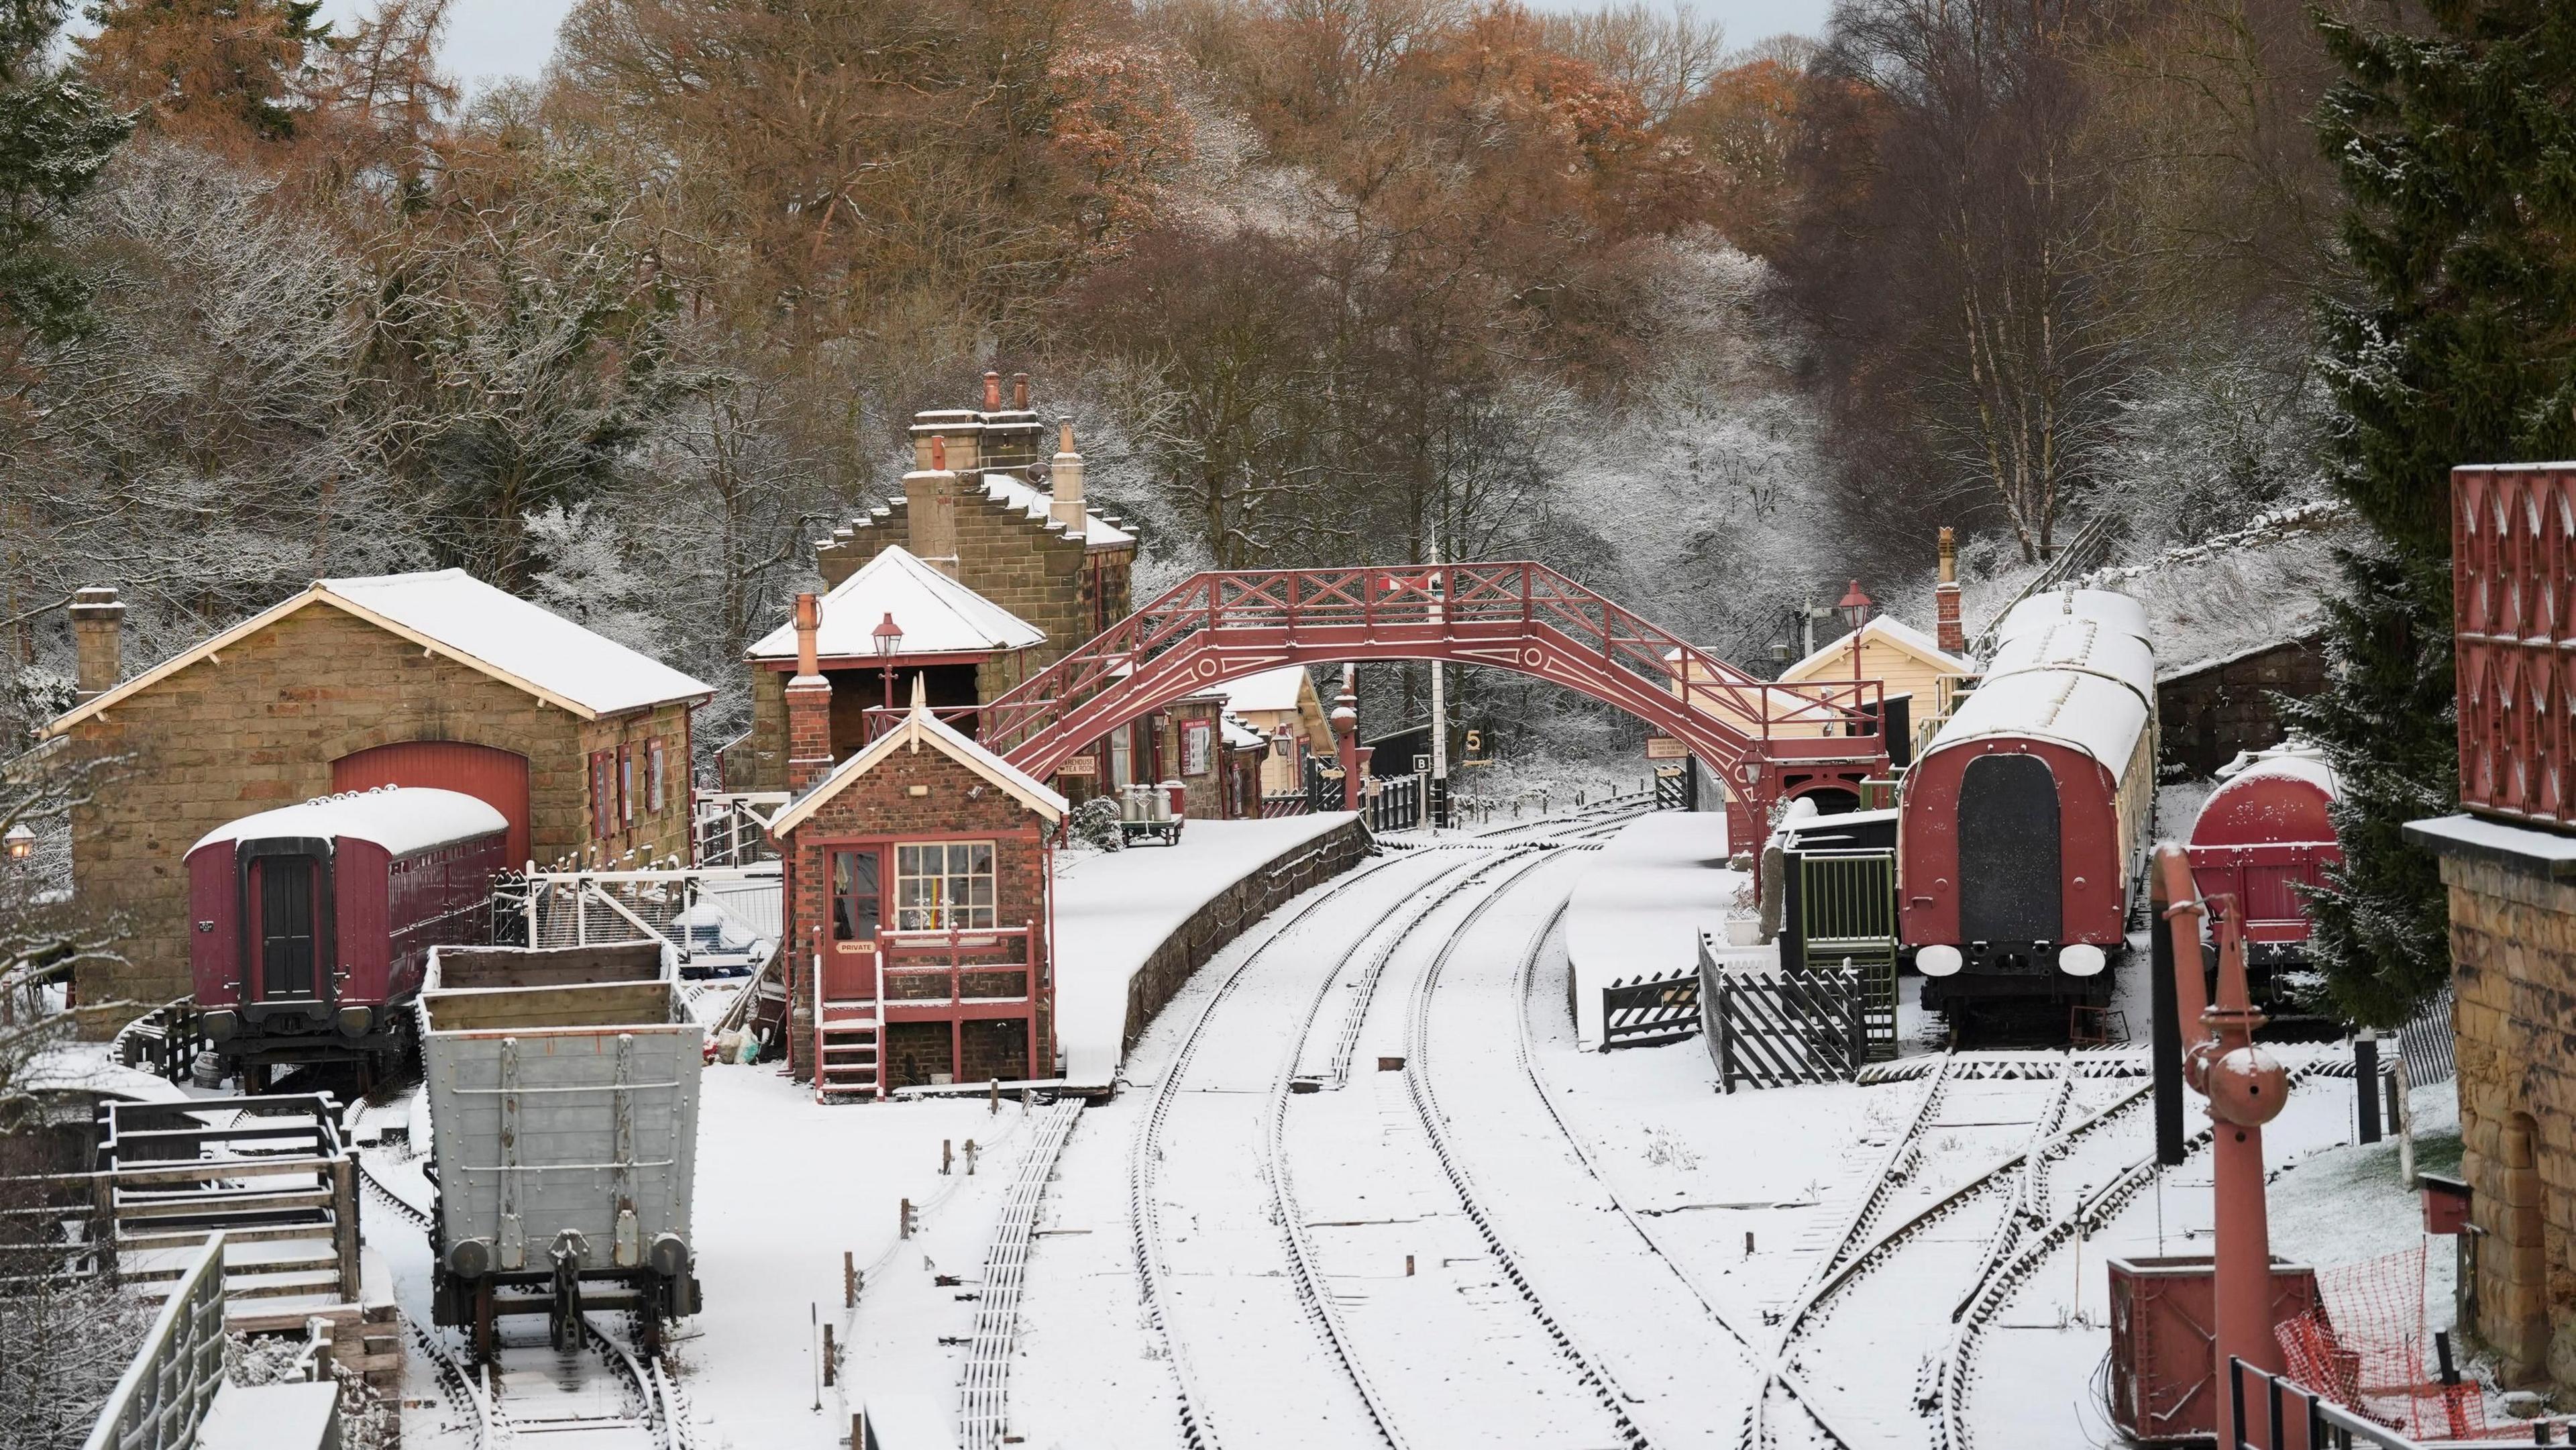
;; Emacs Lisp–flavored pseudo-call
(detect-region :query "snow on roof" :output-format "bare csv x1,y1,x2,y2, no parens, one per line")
1220,664,1316,715
1927,668,2151,772
1982,618,2156,707
2214,743,2340,796
325,571,713,715
978,474,1134,550
1781,613,1975,681
746,546,1043,661
188,786,508,858
770,687,1066,835
44,571,714,737
1995,588,2150,651
1222,713,1269,750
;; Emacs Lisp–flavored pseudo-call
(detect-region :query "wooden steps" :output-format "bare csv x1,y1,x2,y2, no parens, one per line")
816,1005,884,1100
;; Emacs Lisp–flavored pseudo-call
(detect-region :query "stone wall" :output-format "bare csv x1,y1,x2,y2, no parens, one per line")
2156,637,2328,776
2438,851,2576,1385
1117,818,1371,1064
58,604,691,1015
776,737,1054,1084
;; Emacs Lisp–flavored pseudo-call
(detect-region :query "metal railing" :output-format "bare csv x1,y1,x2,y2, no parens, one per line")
2225,1357,2427,1450
2453,465,2576,829
81,1233,226,1450
513,864,780,971
1364,774,1424,833
694,791,787,866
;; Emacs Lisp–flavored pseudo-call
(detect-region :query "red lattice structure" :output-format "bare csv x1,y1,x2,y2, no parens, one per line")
2275,1244,2499,1441
968,562,1888,839
2454,464,2576,828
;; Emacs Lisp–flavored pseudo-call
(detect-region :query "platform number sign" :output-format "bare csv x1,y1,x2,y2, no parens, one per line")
1464,730,1483,757
1415,754,1432,775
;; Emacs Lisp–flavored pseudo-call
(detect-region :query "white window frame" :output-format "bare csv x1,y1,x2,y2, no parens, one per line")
894,840,997,932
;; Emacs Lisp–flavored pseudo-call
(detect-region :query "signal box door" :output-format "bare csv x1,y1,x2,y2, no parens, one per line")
251,856,321,1002
1957,753,2061,945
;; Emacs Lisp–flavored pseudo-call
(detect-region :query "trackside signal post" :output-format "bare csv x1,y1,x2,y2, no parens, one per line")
2152,845,2292,1449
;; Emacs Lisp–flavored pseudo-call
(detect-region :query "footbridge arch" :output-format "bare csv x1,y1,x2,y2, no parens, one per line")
958,563,1890,837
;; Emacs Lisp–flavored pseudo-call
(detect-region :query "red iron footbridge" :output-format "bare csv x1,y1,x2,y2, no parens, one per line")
881,562,1888,837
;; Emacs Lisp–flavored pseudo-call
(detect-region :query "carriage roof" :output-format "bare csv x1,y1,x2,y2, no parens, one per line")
187,786,508,858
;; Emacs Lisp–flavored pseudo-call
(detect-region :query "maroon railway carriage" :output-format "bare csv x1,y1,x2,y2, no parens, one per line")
188,786,508,1082
2186,748,2341,990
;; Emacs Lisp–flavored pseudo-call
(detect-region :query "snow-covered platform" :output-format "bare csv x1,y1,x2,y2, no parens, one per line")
1054,814,1359,1086
1565,811,1741,1049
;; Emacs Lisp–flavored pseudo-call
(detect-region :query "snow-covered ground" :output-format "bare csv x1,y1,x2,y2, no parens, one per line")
1053,814,1355,1086
1564,809,1739,1049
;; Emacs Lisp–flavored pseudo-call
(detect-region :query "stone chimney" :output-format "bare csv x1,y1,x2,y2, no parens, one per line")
1049,419,1087,533
785,592,836,794
1934,526,1965,655
910,410,982,472
906,437,963,580
69,586,125,702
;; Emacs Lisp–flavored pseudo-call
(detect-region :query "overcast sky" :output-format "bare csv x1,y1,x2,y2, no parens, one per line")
315,0,1834,97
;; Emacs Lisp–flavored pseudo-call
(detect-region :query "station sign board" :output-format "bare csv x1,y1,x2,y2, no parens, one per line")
1056,758,1098,777
1645,735,1689,760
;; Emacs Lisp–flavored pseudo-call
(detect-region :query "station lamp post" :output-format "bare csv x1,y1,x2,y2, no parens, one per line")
1836,580,1874,685
3,822,32,864
872,611,904,731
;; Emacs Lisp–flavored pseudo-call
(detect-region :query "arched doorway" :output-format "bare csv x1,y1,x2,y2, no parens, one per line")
333,741,532,866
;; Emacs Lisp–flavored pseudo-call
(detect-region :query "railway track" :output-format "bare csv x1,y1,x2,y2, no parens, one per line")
1750,1052,2153,1449
1128,845,1469,1449
1130,823,1631,1450
357,1153,688,1449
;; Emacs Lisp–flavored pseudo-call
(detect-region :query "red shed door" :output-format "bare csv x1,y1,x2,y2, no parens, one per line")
333,741,531,867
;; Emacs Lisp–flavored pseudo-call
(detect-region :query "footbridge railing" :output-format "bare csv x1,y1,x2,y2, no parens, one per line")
959,563,1888,819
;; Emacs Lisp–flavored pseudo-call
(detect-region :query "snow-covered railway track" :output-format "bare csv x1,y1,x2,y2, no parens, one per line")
1939,1055,2345,1450
1133,825,1640,1450
1129,845,1487,1450
357,1154,686,1449
1752,1054,2145,1449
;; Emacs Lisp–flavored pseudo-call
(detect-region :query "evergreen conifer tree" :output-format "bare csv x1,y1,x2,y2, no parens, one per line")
2290,0,2576,1025
0,0,129,341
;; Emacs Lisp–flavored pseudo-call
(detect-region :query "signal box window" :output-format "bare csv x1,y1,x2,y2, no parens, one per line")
896,841,995,931
833,850,880,943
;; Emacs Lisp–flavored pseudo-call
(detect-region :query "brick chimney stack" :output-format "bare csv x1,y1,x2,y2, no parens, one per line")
906,436,963,580
69,586,124,702
785,592,835,794
1934,526,1965,655
1049,419,1087,533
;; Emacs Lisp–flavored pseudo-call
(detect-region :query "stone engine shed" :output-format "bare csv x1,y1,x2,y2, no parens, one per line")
30,571,711,1015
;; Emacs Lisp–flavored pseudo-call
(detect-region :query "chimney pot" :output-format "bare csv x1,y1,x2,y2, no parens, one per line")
69,586,125,703
929,434,947,471
983,371,1002,411
1012,372,1030,410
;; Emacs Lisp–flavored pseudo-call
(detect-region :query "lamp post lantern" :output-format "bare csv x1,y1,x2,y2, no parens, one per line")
3,822,32,863
1836,580,1874,680
872,612,904,728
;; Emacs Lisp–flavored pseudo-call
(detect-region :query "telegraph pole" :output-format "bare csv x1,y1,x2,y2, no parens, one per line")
1428,529,1450,829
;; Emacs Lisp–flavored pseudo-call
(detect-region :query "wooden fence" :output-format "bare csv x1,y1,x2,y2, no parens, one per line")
1601,972,1701,1048
1703,941,1866,1090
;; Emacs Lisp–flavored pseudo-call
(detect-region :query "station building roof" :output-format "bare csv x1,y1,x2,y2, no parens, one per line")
42,569,714,737
747,546,1044,663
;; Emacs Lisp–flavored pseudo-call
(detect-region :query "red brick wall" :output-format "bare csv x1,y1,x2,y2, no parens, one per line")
777,737,1054,1084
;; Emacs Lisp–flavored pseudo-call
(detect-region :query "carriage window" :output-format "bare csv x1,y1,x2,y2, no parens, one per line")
896,841,995,931
832,851,880,942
